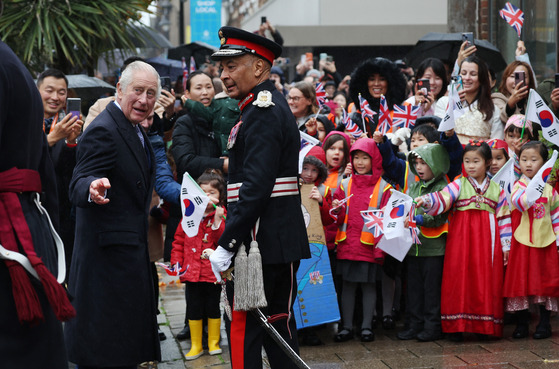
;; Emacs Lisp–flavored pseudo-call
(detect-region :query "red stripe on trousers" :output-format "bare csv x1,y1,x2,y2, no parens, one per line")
230,309,247,368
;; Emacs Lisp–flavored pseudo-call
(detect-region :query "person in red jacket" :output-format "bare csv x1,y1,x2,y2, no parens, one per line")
171,169,226,361
331,138,393,343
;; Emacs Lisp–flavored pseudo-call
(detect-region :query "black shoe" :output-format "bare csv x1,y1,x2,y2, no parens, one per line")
533,324,552,339
446,332,463,342
360,328,375,342
158,328,167,341
382,315,395,330
334,328,354,342
417,330,442,342
176,325,190,340
301,331,323,346
397,328,419,340
512,324,529,339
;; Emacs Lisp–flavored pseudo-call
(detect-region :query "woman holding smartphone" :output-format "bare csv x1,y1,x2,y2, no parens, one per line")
492,60,535,124
404,58,448,118
435,56,503,144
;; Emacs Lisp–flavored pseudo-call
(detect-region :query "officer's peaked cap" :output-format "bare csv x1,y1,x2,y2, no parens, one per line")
211,26,282,64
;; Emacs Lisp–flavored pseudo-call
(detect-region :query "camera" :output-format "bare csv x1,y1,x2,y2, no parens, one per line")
66,98,81,119
261,16,267,24
462,32,474,47
514,71,526,88
160,76,172,92
417,79,430,93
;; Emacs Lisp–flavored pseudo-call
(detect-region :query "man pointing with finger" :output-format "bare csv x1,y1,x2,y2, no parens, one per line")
65,61,161,368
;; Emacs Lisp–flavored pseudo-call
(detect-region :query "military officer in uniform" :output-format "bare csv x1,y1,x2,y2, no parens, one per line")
209,27,310,369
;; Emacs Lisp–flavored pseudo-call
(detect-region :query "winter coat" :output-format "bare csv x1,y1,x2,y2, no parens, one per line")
333,138,391,263
171,111,224,180
171,210,226,283
407,143,450,257
149,133,180,204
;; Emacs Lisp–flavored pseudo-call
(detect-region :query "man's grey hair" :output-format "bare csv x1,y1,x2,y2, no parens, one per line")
118,61,161,99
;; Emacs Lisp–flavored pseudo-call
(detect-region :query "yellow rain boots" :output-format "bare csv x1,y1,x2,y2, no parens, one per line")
207,318,223,355
185,320,203,360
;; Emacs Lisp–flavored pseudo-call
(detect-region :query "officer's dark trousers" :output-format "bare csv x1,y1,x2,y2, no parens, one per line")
224,262,300,369
406,255,444,332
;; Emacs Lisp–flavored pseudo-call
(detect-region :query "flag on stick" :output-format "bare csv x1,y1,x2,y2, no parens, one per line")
499,2,524,38
392,104,419,129
525,150,558,203
525,89,559,147
180,172,210,237
377,95,392,135
361,210,384,238
342,109,363,138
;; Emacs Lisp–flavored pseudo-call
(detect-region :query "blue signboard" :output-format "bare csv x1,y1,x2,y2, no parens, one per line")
190,0,221,49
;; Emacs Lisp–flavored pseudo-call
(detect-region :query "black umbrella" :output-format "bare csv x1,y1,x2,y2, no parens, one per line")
146,57,184,81
67,74,115,103
167,41,218,69
405,32,507,73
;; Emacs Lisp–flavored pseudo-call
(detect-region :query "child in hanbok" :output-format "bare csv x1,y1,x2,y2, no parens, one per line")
415,141,511,340
503,141,559,339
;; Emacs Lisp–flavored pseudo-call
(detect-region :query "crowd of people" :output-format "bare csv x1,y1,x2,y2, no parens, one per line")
2,19,559,369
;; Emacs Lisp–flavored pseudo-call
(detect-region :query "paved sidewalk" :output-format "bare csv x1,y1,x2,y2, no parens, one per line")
155,267,559,369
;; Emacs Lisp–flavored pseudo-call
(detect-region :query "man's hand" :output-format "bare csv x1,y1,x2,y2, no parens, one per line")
209,246,235,282
89,178,111,205
47,114,79,146
159,89,176,118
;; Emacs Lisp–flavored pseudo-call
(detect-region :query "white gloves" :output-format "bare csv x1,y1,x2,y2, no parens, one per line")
391,127,411,146
209,246,235,282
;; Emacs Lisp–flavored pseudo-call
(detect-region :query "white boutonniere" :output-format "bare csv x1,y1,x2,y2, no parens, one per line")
253,90,275,108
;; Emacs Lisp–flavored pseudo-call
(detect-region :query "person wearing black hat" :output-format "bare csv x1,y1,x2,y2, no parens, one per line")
209,26,310,368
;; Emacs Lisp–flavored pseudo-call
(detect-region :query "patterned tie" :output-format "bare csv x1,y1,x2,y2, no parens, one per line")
135,124,145,148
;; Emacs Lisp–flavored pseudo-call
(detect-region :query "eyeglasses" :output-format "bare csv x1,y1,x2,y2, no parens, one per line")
287,96,302,102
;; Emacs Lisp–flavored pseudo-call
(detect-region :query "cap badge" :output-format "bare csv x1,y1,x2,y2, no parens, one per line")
253,90,275,108
219,30,225,45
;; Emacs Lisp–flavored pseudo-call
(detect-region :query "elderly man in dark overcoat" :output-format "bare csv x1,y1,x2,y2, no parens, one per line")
209,27,310,369
65,61,161,368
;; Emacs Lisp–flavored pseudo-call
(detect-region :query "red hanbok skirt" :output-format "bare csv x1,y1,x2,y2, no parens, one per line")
503,210,559,299
441,209,504,336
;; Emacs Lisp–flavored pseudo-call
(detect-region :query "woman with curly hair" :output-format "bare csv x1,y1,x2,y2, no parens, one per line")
348,57,407,135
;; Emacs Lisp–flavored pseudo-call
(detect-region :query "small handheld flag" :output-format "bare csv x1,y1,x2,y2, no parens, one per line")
359,94,376,134
181,57,188,91
525,150,558,203
315,82,327,110
342,109,363,138
189,56,196,74
525,89,559,147
438,82,465,132
392,104,419,129
156,262,188,277
499,2,524,38
361,210,384,238
377,95,392,135
408,203,421,245
180,172,210,237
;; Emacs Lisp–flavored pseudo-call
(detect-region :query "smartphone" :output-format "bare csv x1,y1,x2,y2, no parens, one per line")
555,73,559,88
326,55,334,62
451,75,463,91
462,32,474,46
261,16,266,24
160,76,171,92
514,71,526,87
66,98,81,119
320,53,327,61
305,52,313,63
417,78,430,93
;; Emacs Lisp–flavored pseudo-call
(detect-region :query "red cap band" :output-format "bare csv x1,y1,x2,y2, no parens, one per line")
225,37,275,64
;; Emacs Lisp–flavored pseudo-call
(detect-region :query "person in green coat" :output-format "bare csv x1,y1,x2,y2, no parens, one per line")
397,143,450,342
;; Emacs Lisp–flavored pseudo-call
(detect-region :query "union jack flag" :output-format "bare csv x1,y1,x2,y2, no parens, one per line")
377,95,392,135
359,94,376,122
156,262,188,277
499,2,524,38
392,104,420,129
408,203,421,245
361,210,384,238
315,82,327,110
342,109,363,138
181,57,188,91
189,56,196,74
